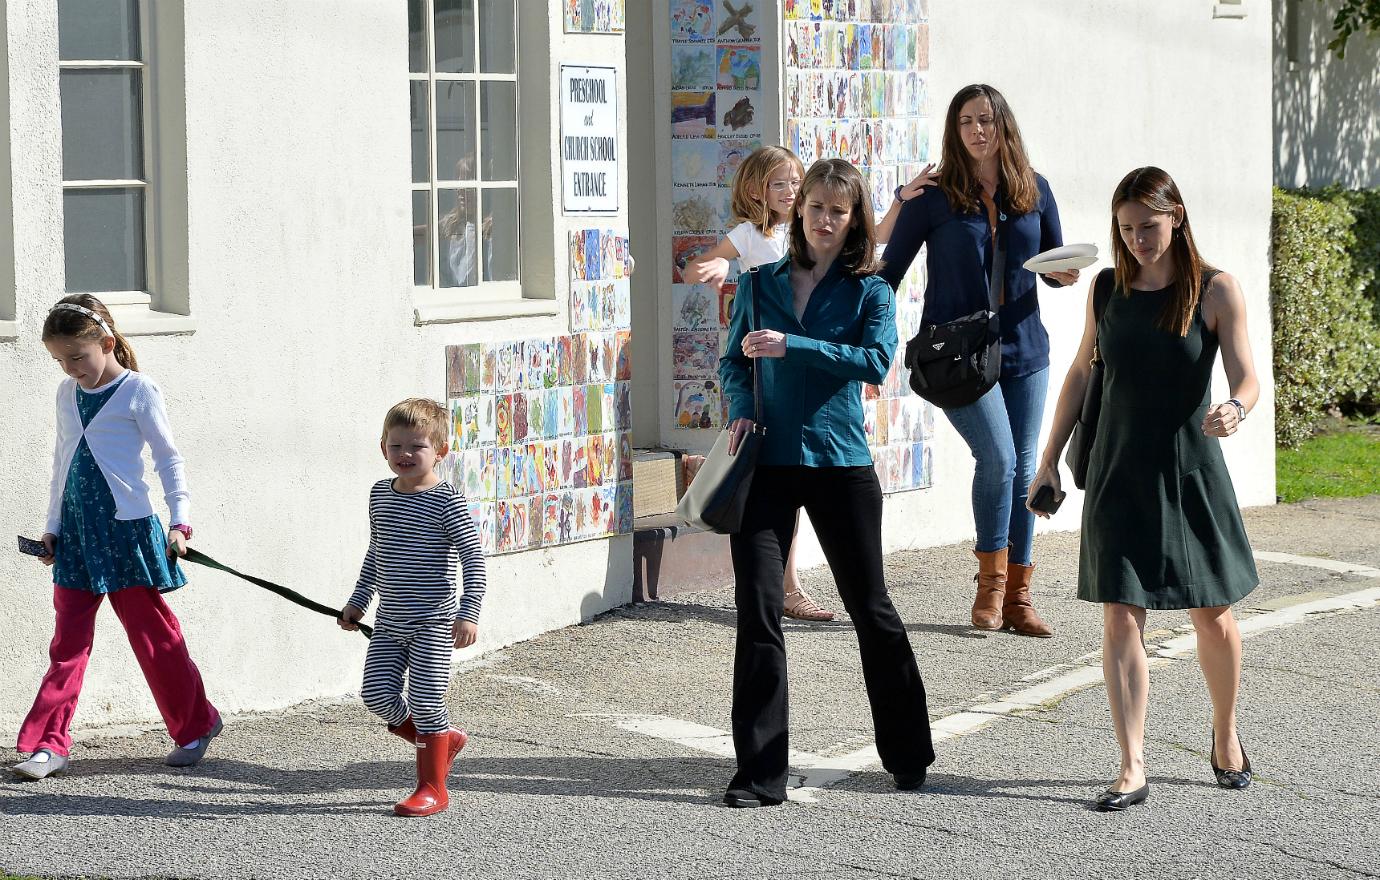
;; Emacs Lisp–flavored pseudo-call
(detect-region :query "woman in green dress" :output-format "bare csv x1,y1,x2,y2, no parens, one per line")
1029,167,1261,811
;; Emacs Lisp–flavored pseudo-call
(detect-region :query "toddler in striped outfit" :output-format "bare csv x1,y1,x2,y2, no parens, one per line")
339,398,487,817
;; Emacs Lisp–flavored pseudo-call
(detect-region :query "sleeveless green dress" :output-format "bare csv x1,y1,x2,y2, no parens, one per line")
1077,270,1258,609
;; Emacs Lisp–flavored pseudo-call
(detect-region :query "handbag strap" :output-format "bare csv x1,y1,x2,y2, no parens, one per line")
745,267,763,426
986,200,1007,314
1090,268,1114,365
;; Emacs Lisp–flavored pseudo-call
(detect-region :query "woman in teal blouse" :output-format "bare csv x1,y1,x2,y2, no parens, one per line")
717,159,934,807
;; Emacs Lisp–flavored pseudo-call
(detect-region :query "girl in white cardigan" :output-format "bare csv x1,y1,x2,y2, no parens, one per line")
12,295,221,780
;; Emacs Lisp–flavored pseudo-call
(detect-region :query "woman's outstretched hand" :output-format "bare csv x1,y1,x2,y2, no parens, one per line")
1026,462,1062,519
898,163,937,201
1044,267,1081,287
727,418,755,455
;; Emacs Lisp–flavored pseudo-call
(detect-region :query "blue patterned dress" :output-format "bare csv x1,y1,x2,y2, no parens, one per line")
52,373,187,594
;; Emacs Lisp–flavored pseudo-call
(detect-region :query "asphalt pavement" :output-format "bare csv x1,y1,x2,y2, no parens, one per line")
2,496,1378,880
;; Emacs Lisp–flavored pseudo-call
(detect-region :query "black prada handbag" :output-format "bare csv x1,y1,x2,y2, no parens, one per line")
1065,269,1113,489
904,216,1006,409
677,270,765,534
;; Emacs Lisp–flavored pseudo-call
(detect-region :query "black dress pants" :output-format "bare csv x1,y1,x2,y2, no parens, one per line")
727,465,935,802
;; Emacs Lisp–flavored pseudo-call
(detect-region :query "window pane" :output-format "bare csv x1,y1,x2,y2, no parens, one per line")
58,0,140,61
408,0,426,73
63,187,146,292
60,69,144,181
482,188,518,283
438,188,477,288
433,0,474,74
435,81,476,182
478,0,515,74
480,81,517,181
410,81,430,183
413,190,431,286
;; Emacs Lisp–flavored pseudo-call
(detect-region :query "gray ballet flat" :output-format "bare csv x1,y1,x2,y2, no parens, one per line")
164,716,224,767
12,749,69,780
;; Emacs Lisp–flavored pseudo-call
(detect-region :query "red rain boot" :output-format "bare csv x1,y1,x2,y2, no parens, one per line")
394,732,460,817
389,718,469,763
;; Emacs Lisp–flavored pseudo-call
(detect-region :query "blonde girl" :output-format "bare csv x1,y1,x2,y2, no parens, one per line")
12,295,221,780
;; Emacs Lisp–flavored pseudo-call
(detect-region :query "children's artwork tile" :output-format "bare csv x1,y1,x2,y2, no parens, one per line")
672,44,717,90
564,0,626,33
671,186,730,234
673,330,720,379
671,235,720,283
717,90,763,138
673,283,717,331
673,379,722,430
471,501,496,555
671,139,722,186
715,0,760,41
671,91,717,138
718,138,761,187
670,0,715,41
717,44,761,90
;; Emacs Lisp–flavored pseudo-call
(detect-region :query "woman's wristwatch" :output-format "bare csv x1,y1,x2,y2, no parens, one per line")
893,184,908,203
1227,398,1246,422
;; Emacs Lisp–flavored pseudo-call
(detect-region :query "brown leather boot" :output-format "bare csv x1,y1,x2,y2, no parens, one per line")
1003,561,1053,638
971,548,1007,630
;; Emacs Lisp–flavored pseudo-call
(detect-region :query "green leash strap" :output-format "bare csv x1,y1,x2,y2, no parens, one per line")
182,547,372,639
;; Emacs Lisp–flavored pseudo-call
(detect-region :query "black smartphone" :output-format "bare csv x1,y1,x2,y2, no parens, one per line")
1030,484,1065,515
18,535,50,557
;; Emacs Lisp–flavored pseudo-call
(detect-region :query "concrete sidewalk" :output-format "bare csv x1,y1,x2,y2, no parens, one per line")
2,496,1379,879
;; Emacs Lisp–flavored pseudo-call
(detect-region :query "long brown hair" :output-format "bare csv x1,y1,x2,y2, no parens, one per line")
730,145,805,236
788,158,880,277
1110,167,1214,337
41,294,139,371
937,84,1038,216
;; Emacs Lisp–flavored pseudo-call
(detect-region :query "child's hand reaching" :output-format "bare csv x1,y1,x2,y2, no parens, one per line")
684,256,731,291
339,605,365,631
453,620,478,649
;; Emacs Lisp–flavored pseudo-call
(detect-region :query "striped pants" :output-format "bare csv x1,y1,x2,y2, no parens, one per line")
360,619,454,734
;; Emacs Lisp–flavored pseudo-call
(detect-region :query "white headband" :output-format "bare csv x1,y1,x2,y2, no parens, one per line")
51,303,113,338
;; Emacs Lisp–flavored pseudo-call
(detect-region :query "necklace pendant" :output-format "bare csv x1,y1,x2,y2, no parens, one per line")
998,211,1007,222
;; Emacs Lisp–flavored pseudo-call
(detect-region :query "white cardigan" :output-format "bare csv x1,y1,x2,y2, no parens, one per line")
46,371,191,536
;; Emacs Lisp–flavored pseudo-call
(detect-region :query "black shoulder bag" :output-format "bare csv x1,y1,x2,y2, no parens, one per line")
903,211,1006,409
676,269,765,534
1065,269,1115,490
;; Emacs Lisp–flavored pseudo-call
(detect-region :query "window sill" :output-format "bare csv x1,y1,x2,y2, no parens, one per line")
413,295,559,325
0,320,17,341
108,304,197,337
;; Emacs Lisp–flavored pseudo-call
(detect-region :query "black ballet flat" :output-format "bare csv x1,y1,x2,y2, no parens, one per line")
1094,783,1149,812
1210,732,1253,790
722,788,782,808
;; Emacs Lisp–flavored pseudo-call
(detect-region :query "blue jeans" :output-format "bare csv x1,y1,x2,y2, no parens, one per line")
942,368,1049,565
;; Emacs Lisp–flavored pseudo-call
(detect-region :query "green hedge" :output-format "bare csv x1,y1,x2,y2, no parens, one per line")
1270,187,1380,447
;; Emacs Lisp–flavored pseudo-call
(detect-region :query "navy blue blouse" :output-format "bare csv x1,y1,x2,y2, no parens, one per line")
879,173,1067,378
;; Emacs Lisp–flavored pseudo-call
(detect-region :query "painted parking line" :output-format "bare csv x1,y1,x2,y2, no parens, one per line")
570,552,1380,802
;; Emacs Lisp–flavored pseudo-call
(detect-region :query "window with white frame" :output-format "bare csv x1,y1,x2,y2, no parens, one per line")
58,0,153,299
409,0,520,294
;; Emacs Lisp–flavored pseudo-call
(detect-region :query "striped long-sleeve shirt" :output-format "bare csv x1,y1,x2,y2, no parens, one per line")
347,479,487,625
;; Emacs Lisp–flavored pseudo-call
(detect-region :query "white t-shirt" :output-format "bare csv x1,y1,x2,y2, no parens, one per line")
726,221,789,271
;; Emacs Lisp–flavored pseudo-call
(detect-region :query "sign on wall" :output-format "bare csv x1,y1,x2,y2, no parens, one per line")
561,65,621,215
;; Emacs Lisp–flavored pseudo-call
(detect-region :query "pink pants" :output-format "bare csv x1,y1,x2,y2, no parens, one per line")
17,585,219,758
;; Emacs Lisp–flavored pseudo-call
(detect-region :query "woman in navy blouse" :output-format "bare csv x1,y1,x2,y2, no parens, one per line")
718,159,934,807
881,84,1079,639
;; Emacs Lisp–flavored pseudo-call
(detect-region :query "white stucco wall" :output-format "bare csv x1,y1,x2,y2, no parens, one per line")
638,1,1277,568
1275,0,1380,189
1,1,632,739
